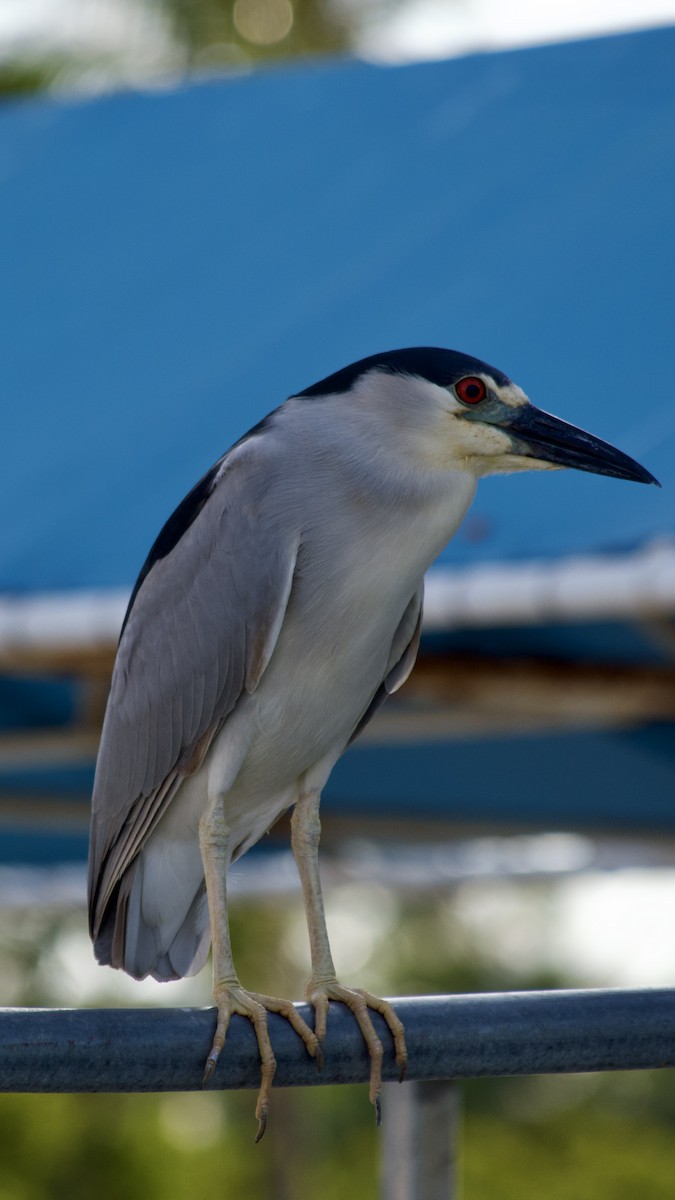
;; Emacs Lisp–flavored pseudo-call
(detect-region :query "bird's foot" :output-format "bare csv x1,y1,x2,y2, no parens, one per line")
306,979,408,1124
203,981,320,1142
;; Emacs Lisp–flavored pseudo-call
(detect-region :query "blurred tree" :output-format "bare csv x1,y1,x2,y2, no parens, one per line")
164,0,350,66
0,62,61,97
0,0,418,96
0,0,361,98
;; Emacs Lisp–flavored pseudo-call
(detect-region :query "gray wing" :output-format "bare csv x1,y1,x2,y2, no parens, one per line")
349,584,423,744
88,447,299,944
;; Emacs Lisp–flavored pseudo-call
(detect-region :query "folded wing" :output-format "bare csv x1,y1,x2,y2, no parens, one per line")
88,446,300,961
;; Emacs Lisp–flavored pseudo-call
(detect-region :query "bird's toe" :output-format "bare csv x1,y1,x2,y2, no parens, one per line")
306,979,407,1118
205,983,322,1139
353,987,408,1081
248,990,320,1062
204,983,277,1140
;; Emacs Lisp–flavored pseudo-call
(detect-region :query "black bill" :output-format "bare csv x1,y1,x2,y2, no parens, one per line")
504,405,660,486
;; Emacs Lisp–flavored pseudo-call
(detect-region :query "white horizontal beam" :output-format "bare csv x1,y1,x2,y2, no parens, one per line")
424,539,675,629
1,541,674,653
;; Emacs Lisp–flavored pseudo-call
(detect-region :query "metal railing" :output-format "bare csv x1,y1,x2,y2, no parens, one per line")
2,988,673,1090
1,988,674,1198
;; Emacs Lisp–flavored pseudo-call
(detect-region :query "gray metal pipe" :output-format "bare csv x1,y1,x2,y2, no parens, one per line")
0,988,673,1093
381,1081,460,1200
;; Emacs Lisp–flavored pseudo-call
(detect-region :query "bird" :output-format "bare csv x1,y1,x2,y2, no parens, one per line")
87,346,658,1139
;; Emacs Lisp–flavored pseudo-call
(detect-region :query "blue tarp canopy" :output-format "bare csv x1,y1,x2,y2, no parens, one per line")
1,25,674,595
1,27,675,865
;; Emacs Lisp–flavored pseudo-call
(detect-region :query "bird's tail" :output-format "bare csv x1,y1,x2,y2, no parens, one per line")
93,849,211,983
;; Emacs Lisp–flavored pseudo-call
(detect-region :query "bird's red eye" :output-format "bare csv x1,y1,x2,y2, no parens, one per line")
454,376,487,405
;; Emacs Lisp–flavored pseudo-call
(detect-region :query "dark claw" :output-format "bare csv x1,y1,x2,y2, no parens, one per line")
315,1043,325,1073
374,1094,382,1127
254,1113,268,1144
201,1051,219,1088
399,1061,407,1084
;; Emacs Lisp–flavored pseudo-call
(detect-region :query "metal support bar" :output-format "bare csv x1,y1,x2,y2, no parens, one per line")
381,1080,460,1200
0,988,673,1093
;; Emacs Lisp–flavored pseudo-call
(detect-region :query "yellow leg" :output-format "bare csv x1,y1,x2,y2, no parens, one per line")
199,797,320,1141
291,786,407,1121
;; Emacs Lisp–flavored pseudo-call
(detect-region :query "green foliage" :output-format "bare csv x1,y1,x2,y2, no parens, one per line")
2,1078,675,1200
165,0,350,67
0,0,355,100
0,62,65,97
464,1106,675,1200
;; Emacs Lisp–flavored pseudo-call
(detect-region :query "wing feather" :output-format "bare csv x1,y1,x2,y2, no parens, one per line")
348,584,424,745
88,446,300,942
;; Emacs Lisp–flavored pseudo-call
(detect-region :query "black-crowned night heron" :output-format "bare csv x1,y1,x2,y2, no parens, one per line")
88,347,658,1138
